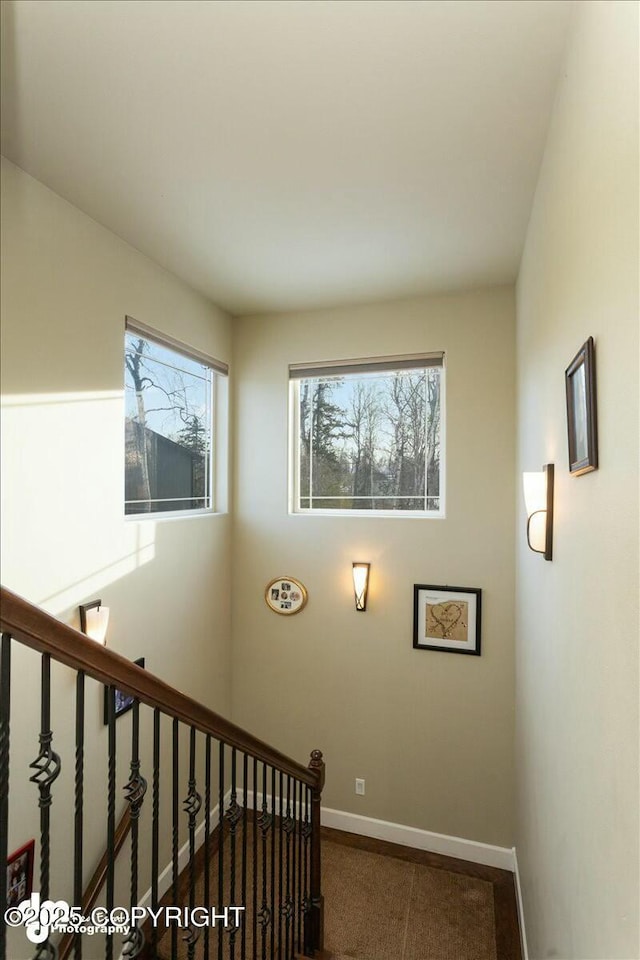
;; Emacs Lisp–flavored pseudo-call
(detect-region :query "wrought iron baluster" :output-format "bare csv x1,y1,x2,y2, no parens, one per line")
252,757,258,960
73,671,85,960
302,786,311,955
278,770,283,960
151,709,160,959
283,776,294,958
29,652,62,960
241,752,248,960
297,780,303,956
308,750,325,955
183,727,202,960
171,719,179,959
218,742,225,960
258,762,272,960
293,779,299,955
270,766,276,960
226,747,241,958
104,685,116,960
204,734,212,960
123,700,147,958
0,634,12,960
30,654,62,901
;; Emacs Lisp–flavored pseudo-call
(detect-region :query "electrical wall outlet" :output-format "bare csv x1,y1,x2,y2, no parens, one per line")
355,778,365,796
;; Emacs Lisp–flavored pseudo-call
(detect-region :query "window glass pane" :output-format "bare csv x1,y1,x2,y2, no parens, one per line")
125,332,213,515
295,366,442,514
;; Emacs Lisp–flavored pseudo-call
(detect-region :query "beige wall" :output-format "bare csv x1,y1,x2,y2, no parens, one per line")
232,287,516,847
515,2,639,958
4,4,637,954
1,158,233,958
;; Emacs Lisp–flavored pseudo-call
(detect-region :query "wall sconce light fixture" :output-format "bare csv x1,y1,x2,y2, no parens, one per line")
79,599,110,645
352,562,371,611
523,464,554,561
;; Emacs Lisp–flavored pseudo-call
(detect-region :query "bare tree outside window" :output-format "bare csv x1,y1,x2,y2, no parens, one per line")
296,366,442,513
124,332,214,515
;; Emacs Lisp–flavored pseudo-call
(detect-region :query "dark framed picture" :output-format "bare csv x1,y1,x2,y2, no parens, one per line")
103,657,145,724
413,585,482,655
7,839,35,908
565,337,598,476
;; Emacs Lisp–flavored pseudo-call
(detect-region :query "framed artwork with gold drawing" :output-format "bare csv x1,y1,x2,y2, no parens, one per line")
413,584,481,655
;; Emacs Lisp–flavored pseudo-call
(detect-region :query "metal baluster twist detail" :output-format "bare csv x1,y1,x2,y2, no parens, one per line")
182,773,202,956
121,927,145,959
30,653,61,960
124,760,147,819
181,926,199,950
282,780,295,949
302,789,312,952
225,779,242,950
29,729,62,805
34,942,59,960
183,779,203,821
225,795,242,829
257,785,272,937
122,740,147,959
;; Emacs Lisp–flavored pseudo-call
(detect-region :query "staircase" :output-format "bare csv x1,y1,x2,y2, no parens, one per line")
0,586,326,960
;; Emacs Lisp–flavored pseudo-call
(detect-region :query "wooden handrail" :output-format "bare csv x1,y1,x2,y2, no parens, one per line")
57,808,132,960
0,586,317,787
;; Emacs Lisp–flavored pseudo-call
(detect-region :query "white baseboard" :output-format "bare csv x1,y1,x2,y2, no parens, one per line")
136,791,514,916
243,790,514,871
321,806,515,871
512,846,529,959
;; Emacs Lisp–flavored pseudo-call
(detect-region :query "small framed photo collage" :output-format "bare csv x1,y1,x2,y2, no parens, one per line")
265,577,308,616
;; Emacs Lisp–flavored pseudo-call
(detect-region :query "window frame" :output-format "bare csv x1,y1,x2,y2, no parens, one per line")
124,317,228,521
288,354,446,519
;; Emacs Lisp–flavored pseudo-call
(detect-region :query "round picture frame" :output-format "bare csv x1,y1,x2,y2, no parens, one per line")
265,576,308,616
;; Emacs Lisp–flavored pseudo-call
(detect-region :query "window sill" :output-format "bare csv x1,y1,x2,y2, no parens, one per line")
289,508,446,520
125,508,227,523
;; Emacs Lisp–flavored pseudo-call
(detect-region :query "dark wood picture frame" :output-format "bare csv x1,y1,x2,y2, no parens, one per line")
7,839,35,908
103,657,145,724
565,337,598,476
413,584,482,656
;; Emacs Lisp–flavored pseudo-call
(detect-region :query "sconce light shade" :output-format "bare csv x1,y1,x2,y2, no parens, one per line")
79,599,110,645
523,464,554,561
352,562,371,611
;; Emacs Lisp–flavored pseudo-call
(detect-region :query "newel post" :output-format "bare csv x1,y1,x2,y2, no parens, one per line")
308,748,325,955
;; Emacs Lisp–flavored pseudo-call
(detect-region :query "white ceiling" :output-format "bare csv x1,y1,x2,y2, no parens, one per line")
1,0,571,316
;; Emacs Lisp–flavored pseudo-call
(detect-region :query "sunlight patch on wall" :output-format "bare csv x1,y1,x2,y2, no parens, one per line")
1,390,156,615
38,522,156,616
1,391,123,408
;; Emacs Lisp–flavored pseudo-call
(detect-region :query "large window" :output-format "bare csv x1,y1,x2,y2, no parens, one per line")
124,318,227,516
290,353,444,516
